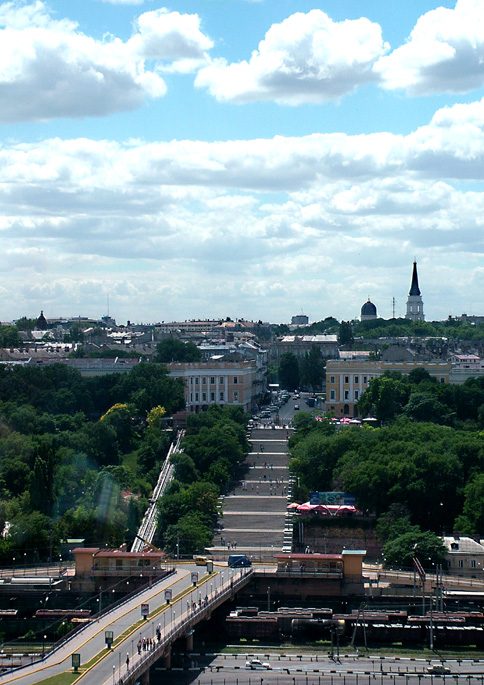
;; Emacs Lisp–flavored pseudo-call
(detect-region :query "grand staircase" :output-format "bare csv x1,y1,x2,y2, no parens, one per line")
208,426,294,561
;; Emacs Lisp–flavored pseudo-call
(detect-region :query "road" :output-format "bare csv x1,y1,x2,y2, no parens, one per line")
150,652,484,684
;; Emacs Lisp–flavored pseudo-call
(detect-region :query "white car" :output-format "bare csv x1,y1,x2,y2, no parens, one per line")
246,659,271,670
427,665,451,675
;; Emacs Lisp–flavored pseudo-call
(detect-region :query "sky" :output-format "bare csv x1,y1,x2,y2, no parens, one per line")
1,0,484,325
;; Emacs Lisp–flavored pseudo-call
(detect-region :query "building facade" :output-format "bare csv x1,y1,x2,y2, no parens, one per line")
167,360,257,413
269,335,339,362
326,359,451,417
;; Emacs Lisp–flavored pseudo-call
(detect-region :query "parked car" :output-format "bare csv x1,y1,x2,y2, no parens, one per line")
246,659,271,670
294,404,300,410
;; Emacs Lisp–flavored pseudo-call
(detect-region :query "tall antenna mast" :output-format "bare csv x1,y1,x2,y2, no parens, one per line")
392,297,395,319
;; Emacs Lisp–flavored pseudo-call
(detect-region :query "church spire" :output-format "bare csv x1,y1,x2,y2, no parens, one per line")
409,261,421,296
405,261,424,321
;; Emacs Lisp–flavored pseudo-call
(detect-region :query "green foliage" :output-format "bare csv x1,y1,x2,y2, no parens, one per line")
14,317,37,332
278,352,300,390
338,321,354,346
382,529,447,570
0,325,21,348
290,415,484,538
299,346,325,391
164,513,213,556
154,338,201,363
357,372,410,424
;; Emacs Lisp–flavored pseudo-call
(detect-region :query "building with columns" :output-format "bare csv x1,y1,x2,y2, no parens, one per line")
166,359,257,413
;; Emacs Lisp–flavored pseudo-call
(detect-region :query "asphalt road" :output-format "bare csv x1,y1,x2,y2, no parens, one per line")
151,652,484,684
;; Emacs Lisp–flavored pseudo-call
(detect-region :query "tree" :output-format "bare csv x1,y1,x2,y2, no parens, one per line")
171,453,198,484
358,373,409,423
382,529,447,570
338,321,354,347
299,346,325,391
278,352,300,390
154,338,201,363
455,474,484,535
164,513,213,556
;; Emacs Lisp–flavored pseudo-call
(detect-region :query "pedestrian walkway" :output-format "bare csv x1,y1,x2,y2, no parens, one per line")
208,426,294,561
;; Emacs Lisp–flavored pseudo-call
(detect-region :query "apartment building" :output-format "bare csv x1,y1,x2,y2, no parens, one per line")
326,359,451,417
166,359,257,413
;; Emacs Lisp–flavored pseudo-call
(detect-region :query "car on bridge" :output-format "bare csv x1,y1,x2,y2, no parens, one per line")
246,659,271,670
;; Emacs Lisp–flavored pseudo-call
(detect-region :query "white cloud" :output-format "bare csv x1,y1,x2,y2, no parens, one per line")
375,0,484,95
195,9,388,104
99,0,146,5
1,98,484,321
0,1,212,122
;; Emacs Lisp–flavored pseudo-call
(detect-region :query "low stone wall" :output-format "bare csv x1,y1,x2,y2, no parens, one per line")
294,517,382,560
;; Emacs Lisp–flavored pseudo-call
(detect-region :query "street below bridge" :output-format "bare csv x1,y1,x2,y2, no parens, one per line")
151,652,484,684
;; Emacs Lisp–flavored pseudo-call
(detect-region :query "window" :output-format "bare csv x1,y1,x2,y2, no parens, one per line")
202,392,206,402
190,393,193,402
219,392,224,401
344,376,349,384
210,376,215,384
363,376,367,384
190,377,193,386
458,560,464,568
330,390,335,400
233,376,238,384
195,392,199,401
471,559,477,568
354,390,359,400
195,377,199,385
330,376,335,384
440,377,445,383
210,392,215,401
219,377,224,384
202,377,206,385
233,390,238,401
354,376,359,383
344,390,349,400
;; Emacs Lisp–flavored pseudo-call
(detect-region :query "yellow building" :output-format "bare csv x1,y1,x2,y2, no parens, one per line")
326,359,451,417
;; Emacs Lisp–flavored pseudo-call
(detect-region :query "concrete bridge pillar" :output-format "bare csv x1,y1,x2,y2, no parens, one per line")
139,670,150,685
164,648,172,669
186,630,194,652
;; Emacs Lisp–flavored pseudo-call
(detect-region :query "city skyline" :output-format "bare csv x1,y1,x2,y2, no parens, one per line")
1,0,484,324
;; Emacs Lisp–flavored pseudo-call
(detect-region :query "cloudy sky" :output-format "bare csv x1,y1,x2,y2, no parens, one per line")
1,0,484,324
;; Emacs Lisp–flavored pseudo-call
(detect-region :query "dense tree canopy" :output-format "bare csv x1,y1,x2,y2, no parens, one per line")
0,362,184,562
154,338,201,363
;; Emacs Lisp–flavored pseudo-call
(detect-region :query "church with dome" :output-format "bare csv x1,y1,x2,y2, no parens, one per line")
360,298,377,321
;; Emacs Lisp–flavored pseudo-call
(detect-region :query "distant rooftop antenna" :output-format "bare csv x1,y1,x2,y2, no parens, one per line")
392,297,396,319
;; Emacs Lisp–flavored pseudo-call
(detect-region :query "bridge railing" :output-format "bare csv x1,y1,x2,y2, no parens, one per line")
122,567,253,685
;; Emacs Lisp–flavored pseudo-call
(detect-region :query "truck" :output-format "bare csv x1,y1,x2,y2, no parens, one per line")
228,554,252,568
